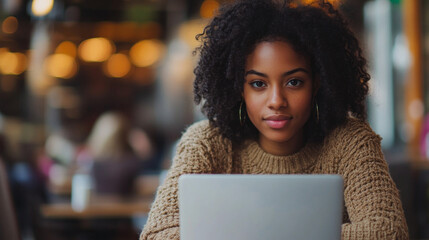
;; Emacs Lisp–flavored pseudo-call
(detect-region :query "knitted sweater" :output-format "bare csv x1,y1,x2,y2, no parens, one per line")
140,118,408,239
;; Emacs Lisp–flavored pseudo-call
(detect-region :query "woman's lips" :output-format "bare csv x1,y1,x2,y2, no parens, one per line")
264,115,292,129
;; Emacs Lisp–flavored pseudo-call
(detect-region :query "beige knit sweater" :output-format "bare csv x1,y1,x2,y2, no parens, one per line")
140,118,408,239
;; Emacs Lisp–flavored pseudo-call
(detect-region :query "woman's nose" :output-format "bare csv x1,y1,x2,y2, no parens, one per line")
267,86,287,110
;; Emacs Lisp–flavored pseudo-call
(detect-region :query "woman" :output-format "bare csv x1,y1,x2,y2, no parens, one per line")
84,111,141,195
141,0,408,239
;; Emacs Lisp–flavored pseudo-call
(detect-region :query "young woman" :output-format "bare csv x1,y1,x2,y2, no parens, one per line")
140,0,408,239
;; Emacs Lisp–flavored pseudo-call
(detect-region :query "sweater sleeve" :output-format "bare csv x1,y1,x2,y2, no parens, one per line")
140,120,230,240
337,120,408,240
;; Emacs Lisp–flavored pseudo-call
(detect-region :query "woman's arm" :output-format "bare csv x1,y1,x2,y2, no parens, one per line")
338,122,408,239
140,121,227,240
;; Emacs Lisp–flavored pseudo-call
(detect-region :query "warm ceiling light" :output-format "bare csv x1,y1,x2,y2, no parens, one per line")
2,16,18,34
55,41,77,58
11,53,27,75
200,0,219,18
78,37,114,62
0,52,18,74
178,19,208,49
45,53,77,79
0,52,26,75
130,39,165,67
0,48,8,67
104,53,131,78
32,0,54,17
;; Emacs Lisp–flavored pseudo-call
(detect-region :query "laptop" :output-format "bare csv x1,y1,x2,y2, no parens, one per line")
179,174,343,240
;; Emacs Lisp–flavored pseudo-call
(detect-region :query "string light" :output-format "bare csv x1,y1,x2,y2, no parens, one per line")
78,38,114,62
2,16,18,34
130,40,165,67
45,54,77,79
56,41,77,58
200,0,220,18
104,53,131,78
0,51,27,75
32,0,54,17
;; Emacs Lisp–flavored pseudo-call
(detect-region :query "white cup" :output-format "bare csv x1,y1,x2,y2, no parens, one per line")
71,173,93,212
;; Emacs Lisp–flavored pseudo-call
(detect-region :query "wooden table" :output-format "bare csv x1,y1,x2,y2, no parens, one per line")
39,174,161,239
41,195,153,219
42,173,161,219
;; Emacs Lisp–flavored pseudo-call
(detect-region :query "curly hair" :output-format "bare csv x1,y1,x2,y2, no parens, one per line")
194,0,370,143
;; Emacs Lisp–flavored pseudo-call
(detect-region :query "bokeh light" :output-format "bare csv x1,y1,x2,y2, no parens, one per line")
12,53,28,75
0,51,27,75
31,0,54,17
45,53,77,79
2,16,18,34
0,48,9,67
0,52,18,74
129,39,165,67
200,0,219,18
55,41,77,58
78,38,115,62
104,53,131,78
178,19,208,50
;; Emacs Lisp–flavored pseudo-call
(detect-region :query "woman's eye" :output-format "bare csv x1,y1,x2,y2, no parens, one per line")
250,80,266,88
287,79,303,87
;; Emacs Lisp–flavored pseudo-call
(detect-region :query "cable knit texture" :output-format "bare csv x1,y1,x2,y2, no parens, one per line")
140,118,408,240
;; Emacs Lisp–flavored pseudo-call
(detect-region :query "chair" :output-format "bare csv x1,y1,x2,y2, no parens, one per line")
0,159,20,240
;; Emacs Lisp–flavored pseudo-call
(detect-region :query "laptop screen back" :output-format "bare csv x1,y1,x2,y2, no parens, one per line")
179,174,343,240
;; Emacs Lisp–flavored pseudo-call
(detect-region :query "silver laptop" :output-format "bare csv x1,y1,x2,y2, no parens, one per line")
179,174,343,240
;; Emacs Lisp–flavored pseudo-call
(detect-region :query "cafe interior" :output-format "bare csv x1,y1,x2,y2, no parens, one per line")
0,0,429,239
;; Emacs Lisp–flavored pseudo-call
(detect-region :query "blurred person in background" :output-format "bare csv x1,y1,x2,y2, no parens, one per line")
1,130,47,239
81,111,139,196
82,111,141,196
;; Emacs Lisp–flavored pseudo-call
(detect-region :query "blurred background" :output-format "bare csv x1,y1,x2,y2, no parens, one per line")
0,0,428,239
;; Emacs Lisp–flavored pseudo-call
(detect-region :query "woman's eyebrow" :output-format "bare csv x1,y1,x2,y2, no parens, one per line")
245,68,309,77
244,70,267,78
282,68,309,76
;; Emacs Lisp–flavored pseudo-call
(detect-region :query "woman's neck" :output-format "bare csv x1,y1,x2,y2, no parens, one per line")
258,132,305,156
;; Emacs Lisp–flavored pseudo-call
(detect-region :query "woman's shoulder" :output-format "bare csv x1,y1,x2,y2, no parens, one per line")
326,117,382,145
321,117,384,170
182,119,221,138
175,120,233,171
179,119,231,147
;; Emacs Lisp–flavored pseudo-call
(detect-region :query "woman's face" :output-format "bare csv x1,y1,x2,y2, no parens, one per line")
243,41,315,155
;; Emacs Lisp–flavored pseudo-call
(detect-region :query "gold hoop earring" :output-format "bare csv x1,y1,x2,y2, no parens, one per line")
239,101,246,126
315,102,319,124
